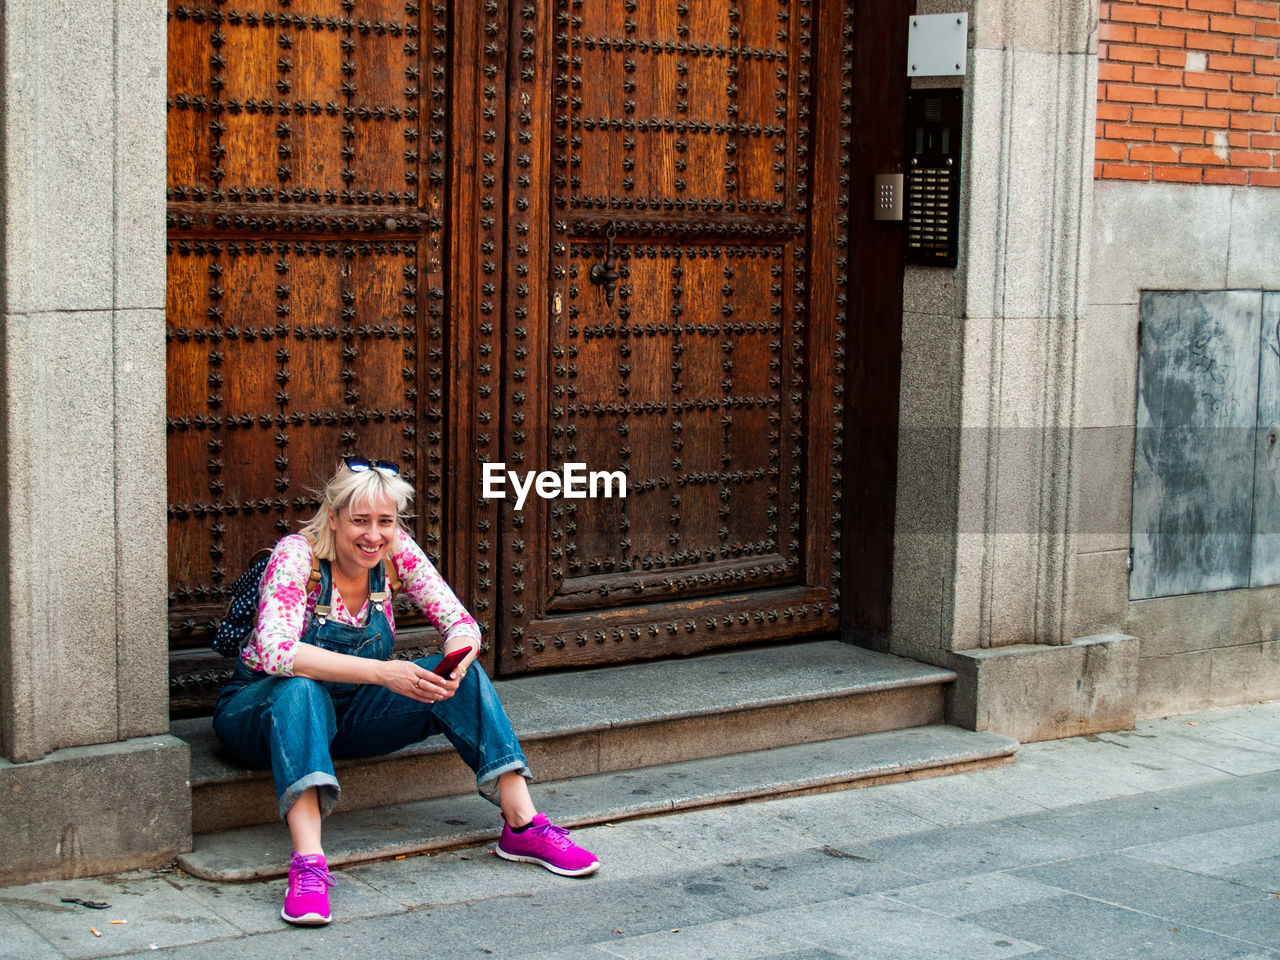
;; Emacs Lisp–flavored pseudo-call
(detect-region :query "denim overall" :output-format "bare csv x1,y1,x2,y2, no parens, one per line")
213,558,530,820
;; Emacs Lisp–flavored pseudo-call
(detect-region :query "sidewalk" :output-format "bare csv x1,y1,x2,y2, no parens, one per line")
3,702,1279,960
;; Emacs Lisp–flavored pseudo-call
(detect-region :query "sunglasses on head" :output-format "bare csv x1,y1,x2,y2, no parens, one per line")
343,455,400,477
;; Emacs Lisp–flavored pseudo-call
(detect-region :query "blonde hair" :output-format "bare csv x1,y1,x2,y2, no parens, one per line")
299,460,414,562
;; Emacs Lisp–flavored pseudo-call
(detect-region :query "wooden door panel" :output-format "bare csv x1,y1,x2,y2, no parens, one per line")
168,3,424,207
542,242,799,607
496,0,844,672
166,0,455,713
167,22,214,188
165,242,428,605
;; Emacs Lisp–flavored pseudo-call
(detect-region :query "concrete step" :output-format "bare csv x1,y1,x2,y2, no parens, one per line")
176,723,1018,882
174,641,958,834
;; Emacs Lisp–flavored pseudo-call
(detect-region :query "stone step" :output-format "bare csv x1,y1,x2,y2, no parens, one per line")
174,641,958,834
176,723,1018,882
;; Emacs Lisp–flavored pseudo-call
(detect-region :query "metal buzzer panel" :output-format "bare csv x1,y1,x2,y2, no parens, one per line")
904,89,961,267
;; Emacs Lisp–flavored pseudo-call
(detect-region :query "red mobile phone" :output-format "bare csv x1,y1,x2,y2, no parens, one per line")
431,646,474,680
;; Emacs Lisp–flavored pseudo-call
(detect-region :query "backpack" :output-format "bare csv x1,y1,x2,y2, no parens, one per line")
212,547,402,658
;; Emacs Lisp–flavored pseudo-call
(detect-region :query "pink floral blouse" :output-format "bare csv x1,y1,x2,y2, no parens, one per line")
242,531,481,676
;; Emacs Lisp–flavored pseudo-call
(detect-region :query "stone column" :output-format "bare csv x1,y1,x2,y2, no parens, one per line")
892,0,1137,740
0,0,189,883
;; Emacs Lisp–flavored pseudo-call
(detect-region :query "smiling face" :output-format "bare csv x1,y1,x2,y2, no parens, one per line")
327,492,399,580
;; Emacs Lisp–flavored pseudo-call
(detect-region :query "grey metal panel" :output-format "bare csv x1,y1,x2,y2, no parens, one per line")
1253,292,1280,587
1131,291,1262,599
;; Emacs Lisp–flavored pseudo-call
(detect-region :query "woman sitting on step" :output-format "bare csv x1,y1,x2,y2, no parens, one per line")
213,456,599,926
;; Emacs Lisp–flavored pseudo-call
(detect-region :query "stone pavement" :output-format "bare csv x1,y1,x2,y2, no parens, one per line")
3,701,1280,960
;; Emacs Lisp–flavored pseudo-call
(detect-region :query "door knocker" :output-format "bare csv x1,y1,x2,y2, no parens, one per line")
589,222,620,307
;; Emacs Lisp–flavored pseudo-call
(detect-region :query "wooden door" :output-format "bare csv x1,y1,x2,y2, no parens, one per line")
166,0,870,706
491,0,853,672
165,1,456,711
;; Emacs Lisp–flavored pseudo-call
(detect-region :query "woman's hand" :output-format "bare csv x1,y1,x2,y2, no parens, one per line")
441,637,481,681
291,639,472,704
374,658,458,703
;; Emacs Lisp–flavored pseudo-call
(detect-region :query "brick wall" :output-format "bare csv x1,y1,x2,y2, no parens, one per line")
1097,0,1280,185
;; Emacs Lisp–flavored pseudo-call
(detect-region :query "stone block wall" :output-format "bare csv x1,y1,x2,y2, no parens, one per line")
1080,0,1280,724
1084,180,1280,717
893,0,1280,732
894,0,1098,664
0,0,190,884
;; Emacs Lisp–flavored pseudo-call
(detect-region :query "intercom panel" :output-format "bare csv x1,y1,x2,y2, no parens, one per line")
904,89,962,267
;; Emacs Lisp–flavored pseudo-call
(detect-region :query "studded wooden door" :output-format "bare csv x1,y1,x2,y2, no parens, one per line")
165,1,457,713
491,0,852,672
166,0,870,704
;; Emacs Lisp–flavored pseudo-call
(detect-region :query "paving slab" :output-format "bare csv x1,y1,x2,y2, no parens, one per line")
1000,777,1271,852
1174,702,1280,749
1124,818,1280,873
765,788,944,844
971,731,1245,809
595,915,811,960
1011,853,1265,926
0,873,239,959
0,905,60,960
880,871,1068,919
462,876,736,958
1131,722,1280,777
607,805,816,864
555,818,709,877
747,895,1043,960
670,848,920,917
1189,897,1280,952
345,843,595,909
850,819,1098,884
866,771,1048,826
345,813,709,906
1146,768,1280,821
147,907,479,960
965,893,1278,960
160,869,403,935
515,947,627,960
1211,855,1280,894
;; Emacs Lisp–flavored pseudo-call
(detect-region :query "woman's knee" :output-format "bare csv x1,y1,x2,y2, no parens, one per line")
272,676,335,719
452,664,492,704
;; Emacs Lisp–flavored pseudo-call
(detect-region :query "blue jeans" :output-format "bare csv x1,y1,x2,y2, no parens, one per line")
213,653,531,820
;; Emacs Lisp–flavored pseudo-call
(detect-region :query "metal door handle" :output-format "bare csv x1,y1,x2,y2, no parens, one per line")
589,223,620,306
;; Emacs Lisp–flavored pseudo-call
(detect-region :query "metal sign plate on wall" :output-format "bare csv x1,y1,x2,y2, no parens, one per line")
907,13,968,77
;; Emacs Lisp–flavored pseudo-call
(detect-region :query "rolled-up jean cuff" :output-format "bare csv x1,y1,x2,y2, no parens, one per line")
476,757,532,805
280,772,341,821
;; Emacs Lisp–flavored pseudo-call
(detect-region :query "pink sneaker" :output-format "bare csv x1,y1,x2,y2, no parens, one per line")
496,814,600,877
281,852,334,925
